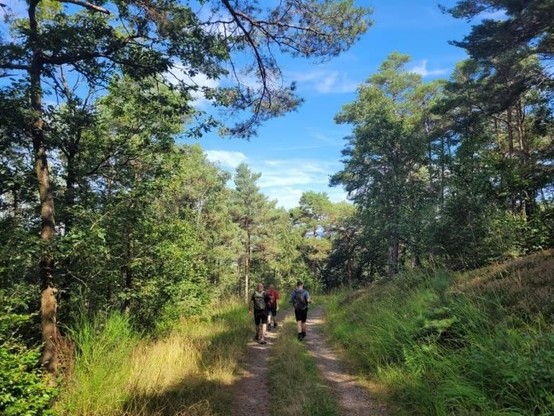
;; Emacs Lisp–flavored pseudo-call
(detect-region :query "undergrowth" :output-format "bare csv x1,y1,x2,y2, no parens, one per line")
54,299,251,416
324,250,554,415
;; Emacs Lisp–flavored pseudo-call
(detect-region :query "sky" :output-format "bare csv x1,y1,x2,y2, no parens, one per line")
183,0,478,209
0,0,485,209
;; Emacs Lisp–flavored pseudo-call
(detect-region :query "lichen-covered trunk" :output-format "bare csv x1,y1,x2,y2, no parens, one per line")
29,0,59,374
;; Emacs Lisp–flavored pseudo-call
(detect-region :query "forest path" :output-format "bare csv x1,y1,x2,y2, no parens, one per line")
232,305,388,416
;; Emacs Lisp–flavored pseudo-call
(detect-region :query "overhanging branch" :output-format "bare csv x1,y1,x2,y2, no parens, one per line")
58,0,110,14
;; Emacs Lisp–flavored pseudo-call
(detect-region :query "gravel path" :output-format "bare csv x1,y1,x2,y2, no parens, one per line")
232,306,388,416
305,306,388,416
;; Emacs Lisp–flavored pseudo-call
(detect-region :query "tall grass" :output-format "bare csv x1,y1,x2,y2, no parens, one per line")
55,300,251,416
324,252,554,415
59,312,137,415
267,315,339,416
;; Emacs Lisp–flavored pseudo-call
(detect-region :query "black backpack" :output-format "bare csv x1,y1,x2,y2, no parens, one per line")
293,289,307,311
266,291,276,309
253,291,266,311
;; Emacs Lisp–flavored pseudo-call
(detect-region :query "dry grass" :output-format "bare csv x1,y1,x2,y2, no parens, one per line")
453,249,554,320
56,301,250,416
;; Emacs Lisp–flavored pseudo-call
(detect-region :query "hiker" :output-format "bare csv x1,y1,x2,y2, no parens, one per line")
248,282,268,344
265,284,280,330
291,280,311,341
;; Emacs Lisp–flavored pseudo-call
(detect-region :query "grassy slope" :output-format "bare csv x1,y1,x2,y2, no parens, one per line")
323,250,554,416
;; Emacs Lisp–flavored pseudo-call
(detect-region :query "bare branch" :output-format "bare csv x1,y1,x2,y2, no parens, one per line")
221,0,270,107
57,0,110,14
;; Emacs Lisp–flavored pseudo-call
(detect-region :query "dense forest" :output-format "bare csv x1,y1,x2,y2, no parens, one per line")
1,0,553,414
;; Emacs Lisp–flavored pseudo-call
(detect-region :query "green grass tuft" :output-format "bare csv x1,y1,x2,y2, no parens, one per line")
267,315,339,416
323,250,554,415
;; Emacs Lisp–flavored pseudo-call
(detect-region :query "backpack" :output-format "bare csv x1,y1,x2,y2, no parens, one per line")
253,291,266,311
293,289,307,311
266,291,276,309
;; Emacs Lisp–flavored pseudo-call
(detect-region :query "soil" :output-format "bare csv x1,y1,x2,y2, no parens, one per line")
232,306,388,416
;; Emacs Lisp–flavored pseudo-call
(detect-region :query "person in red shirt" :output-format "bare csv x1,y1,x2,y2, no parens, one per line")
266,284,280,330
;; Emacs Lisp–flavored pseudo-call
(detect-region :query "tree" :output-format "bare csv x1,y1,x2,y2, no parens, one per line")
431,56,554,265
332,52,439,274
290,191,335,283
230,163,275,303
444,0,554,64
0,0,371,372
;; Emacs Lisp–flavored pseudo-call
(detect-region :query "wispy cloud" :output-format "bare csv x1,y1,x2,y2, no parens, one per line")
205,150,247,168
409,60,450,78
204,150,347,208
288,69,360,94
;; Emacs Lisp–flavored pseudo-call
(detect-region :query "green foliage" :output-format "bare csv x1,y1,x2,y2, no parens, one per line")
59,312,137,415
0,290,57,416
56,300,251,415
0,346,58,416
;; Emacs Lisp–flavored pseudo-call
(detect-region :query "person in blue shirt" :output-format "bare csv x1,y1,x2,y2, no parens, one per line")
290,280,311,341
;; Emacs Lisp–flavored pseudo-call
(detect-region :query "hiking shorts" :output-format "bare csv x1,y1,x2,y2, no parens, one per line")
294,308,308,323
254,310,268,325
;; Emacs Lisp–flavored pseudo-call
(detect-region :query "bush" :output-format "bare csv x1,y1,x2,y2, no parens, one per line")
0,346,57,416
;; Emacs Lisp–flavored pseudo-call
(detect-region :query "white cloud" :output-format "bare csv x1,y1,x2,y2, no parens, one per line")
164,64,220,108
203,150,348,209
255,159,346,209
205,150,247,168
289,69,359,94
409,60,450,78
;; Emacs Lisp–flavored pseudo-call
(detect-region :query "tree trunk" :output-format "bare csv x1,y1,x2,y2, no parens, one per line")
244,234,250,304
388,236,399,275
30,0,59,373
63,140,78,232
122,228,133,314
30,1,59,374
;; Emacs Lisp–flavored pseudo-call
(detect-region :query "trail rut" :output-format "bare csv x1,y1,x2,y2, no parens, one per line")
232,306,388,416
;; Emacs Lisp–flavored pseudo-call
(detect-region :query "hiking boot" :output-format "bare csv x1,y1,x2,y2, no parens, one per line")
297,333,302,341
301,331,306,339
274,323,278,328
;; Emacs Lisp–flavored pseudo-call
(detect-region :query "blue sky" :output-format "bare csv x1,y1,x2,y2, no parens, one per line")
185,0,477,209
0,0,483,209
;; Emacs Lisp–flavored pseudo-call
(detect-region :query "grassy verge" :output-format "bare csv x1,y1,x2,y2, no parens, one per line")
267,314,339,416
54,300,251,416
323,250,554,415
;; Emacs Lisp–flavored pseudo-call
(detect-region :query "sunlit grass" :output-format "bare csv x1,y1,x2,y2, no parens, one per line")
55,300,251,416
323,250,554,415
267,314,339,416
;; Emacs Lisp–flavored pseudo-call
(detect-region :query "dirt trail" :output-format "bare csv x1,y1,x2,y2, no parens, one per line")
232,306,388,416
305,306,388,416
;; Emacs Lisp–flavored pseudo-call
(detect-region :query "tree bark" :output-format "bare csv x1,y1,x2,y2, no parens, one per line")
29,0,59,374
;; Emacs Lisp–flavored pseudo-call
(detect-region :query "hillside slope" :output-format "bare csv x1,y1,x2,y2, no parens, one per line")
324,250,554,415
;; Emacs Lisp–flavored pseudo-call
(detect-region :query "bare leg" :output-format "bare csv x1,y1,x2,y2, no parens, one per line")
259,323,268,343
